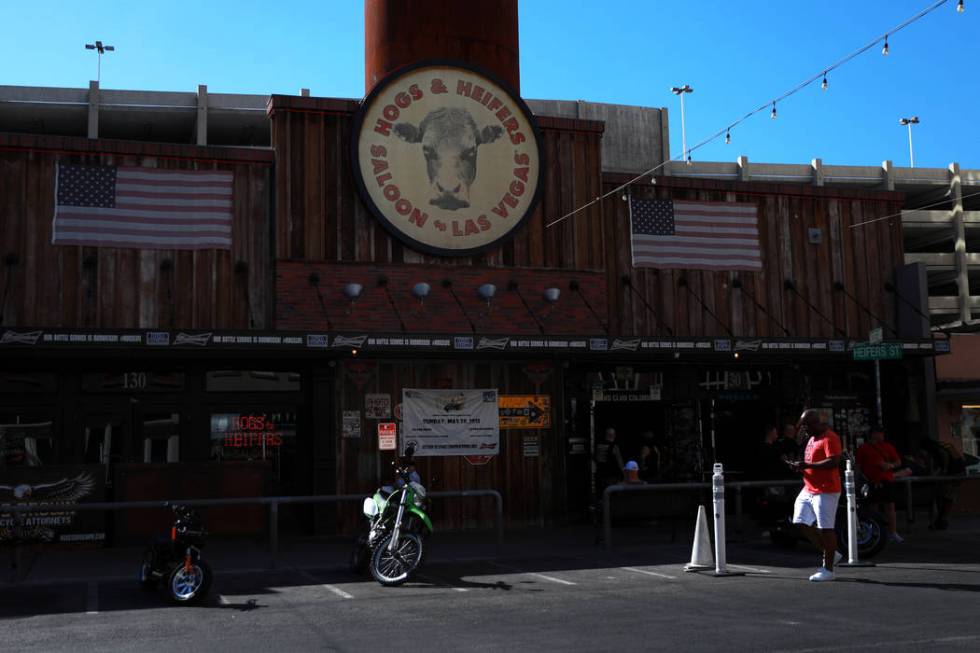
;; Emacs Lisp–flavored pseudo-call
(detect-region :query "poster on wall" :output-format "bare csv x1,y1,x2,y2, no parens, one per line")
499,395,551,429
401,388,499,456
523,435,540,457
0,465,106,544
342,411,361,438
365,393,391,419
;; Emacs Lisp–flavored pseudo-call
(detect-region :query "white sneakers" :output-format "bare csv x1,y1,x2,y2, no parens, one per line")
807,551,843,581
889,533,905,544
809,567,835,582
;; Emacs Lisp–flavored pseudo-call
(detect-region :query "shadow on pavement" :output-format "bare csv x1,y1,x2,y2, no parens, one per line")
843,577,980,593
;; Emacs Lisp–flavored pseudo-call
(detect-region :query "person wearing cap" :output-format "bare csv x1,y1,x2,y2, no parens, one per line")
856,427,910,543
623,460,645,485
785,409,843,582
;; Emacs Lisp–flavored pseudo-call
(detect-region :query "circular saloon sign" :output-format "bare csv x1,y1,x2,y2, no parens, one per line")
352,61,543,257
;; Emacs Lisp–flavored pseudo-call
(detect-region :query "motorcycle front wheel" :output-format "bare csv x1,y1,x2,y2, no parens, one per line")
370,532,424,586
835,513,887,559
167,559,213,604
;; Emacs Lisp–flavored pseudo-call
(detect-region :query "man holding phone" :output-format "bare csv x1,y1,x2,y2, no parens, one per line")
786,409,843,582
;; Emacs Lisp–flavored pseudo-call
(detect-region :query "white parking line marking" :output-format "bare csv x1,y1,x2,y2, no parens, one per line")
417,573,468,592
295,569,354,599
85,581,98,614
621,566,677,580
727,564,772,574
489,562,576,586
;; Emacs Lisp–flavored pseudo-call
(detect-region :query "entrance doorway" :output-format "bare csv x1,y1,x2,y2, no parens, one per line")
593,401,668,471
702,399,774,479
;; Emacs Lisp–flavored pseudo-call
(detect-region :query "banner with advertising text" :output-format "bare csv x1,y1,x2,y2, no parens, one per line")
401,388,499,456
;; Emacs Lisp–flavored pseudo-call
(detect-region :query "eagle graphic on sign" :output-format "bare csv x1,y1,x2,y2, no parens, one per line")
0,473,95,503
1,473,96,544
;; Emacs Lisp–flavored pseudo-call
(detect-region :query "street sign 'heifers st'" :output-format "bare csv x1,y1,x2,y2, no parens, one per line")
352,61,543,257
852,343,904,361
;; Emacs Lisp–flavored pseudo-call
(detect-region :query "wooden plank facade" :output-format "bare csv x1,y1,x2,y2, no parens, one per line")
263,95,909,529
1,94,916,534
601,176,905,339
0,132,274,331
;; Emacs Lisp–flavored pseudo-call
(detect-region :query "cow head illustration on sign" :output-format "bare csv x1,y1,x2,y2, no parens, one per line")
353,61,543,256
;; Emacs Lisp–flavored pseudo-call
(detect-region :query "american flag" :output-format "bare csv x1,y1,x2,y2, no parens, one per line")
628,197,761,271
52,164,233,250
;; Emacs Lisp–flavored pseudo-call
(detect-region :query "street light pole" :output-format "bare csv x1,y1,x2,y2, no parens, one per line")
670,85,694,163
899,116,919,168
85,41,115,84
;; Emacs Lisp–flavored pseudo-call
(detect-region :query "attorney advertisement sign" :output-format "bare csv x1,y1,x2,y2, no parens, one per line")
401,388,499,456
0,465,106,543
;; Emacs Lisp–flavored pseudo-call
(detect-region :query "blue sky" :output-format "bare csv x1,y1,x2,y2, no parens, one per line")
2,0,976,169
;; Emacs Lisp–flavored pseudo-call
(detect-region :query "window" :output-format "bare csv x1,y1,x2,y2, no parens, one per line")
961,406,980,457
82,422,122,466
141,413,180,463
0,414,55,467
210,411,297,479
206,371,301,392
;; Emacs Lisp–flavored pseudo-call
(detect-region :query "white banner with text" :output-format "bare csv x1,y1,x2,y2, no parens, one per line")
401,388,499,456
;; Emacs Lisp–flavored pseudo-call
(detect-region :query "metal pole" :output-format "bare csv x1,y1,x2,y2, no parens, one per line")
589,400,596,503
710,398,716,462
907,122,914,168
839,459,874,567
710,463,742,576
845,460,858,563
712,464,725,572
495,492,504,556
905,480,914,525
269,501,279,569
734,485,745,539
874,359,883,427
603,486,612,552
679,92,687,161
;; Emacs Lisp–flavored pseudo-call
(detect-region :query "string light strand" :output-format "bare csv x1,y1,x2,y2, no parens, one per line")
545,0,958,230
848,189,980,229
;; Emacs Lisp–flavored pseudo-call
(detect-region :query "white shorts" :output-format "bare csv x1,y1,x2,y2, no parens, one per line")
792,490,840,529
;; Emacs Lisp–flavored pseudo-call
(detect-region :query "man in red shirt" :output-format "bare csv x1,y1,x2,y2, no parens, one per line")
787,409,843,582
856,427,910,543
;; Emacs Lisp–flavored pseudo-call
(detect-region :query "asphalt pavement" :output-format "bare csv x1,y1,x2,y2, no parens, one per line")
3,514,980,652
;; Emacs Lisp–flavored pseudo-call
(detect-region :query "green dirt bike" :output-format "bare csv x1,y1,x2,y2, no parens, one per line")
350,449,433,586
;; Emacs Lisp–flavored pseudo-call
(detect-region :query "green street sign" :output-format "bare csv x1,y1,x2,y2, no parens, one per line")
852,343,904,361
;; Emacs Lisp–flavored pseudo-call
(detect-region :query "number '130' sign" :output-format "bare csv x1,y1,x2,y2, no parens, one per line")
123,372,147,389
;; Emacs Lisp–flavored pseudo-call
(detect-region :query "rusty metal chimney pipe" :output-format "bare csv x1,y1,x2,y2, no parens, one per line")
364,0,520,94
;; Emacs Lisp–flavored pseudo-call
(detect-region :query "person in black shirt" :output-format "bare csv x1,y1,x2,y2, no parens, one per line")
775,422,801,475
594,427,625,493
758,425,785,480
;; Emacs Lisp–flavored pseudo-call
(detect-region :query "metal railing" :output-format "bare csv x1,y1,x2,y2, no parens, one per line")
601,474,980,550
2,489,504,569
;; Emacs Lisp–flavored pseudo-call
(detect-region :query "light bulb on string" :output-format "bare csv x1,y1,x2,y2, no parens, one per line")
821,73,828,91
770,102,777,120
957,0,964,13
686,154,693,165
882,36,889,56
725,130,731,145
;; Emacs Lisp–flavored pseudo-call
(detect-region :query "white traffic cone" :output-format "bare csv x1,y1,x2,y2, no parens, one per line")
684,505,715,572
